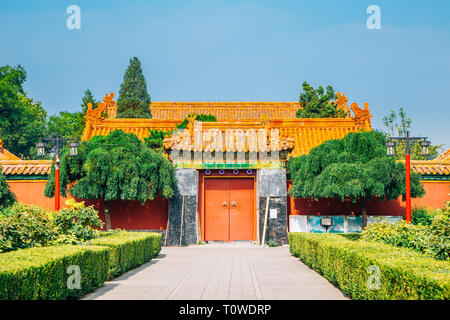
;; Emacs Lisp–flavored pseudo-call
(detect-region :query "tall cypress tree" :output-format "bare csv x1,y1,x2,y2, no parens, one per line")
116,57,152,118
81,89,99,113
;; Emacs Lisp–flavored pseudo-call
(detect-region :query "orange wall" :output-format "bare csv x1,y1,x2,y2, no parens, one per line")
412,181,450,209
6,180,70,211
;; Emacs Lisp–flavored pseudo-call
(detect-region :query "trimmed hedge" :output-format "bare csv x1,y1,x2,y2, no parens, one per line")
0,231,162,300
0,245,110,300
91,231,162,278
289,233,450,300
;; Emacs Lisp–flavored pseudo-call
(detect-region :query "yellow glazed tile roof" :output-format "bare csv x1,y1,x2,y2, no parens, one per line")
1,160,52,176
81,91,373,158
403,149,450,176
0,140,52,176
0,140,21,160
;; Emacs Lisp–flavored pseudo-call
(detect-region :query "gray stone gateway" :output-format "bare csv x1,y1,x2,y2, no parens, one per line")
165,168,288,246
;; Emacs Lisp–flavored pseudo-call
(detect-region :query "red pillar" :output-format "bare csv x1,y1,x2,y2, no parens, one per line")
405,153,411,223
55,155,60,211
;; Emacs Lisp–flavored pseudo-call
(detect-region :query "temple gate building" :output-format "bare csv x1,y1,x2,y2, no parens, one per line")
1,93,449,245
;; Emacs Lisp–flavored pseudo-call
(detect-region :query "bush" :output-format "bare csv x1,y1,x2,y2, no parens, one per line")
362,218,449,260
0,245,110,300
426,214,450,260
0,204,58,252
91,231,162,278
338,233,362,241
53,199,103,241
412,207,437,226
267,240,279,247
289,233,450,300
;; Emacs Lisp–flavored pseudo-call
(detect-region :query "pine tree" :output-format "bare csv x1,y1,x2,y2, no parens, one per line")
116,57,152,118
81,89,99,113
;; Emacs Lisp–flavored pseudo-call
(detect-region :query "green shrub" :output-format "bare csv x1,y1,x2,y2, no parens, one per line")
362,218,449,260
412,207,437,226
289,233,450,300
267,240,279,247
338,233,362,241
91,231,162,278
0,245,110,300
425,214,450,260
0,204,58,252
53,199,103,241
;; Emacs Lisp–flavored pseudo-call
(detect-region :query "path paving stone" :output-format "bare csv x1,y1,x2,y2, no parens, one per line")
83,245,348,300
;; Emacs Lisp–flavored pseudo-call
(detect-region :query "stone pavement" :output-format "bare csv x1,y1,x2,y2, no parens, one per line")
83,244,347,300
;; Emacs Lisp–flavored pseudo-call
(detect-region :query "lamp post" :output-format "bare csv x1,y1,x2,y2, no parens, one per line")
386,131,430,223
36,133,79,211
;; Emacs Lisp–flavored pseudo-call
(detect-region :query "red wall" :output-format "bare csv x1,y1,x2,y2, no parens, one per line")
287,180,450,216
82,198,169,231
6,179,169,230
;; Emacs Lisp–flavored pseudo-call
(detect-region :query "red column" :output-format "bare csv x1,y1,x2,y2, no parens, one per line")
405,153,411,223
55,155,60,211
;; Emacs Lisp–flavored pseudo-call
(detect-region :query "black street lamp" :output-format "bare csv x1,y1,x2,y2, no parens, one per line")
385,131,431,223
36,133,79,210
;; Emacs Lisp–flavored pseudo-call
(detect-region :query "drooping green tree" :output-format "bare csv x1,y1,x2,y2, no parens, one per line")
288,130,425,227
116,57,152,118
45,130,176,206
296,81,347,119
383,107,444,160
0,170,16,209
0,65,47,159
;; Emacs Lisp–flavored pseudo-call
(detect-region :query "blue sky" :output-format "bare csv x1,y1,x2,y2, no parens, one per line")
1,0,449,148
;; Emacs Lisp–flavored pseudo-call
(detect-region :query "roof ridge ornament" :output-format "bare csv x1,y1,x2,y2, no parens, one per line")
350,101,372,130
335,92,351,118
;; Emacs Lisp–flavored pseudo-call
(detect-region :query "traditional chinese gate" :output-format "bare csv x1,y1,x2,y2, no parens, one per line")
203,177,255,242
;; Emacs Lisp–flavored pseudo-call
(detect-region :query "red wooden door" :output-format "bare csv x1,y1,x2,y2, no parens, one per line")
230,179,255,241
204,179,230,241
204,178,254,241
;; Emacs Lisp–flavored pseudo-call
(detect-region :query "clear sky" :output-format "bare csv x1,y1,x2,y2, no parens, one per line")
1,0,449,148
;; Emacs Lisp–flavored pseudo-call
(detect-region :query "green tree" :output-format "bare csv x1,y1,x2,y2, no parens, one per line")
296,81,347,119
383,107,444,160
47,111,84,141
46,90,99,143
144,114,217,152
175,113,217,129
45,130,176,205
81,89,99,113
0,65,47,159
144,129,170,152
0,170,16,209
116,57,152,118
288,131,425,227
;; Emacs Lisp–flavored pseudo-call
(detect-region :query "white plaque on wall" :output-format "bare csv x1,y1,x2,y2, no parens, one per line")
269,208,278,219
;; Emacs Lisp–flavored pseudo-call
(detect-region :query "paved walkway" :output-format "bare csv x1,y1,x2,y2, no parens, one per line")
83,245,347,300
